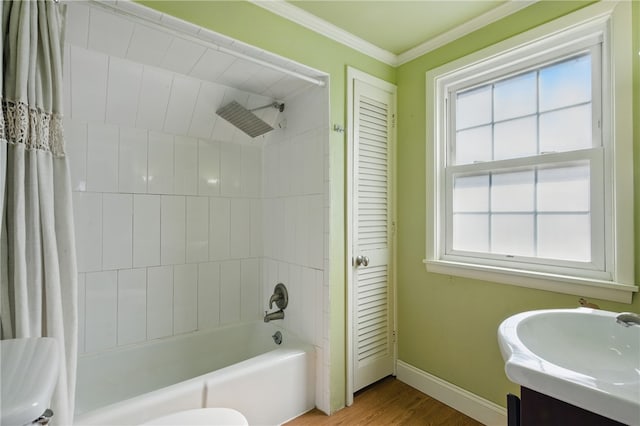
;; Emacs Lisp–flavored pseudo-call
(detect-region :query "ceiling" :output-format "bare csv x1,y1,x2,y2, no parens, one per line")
287,0,507,55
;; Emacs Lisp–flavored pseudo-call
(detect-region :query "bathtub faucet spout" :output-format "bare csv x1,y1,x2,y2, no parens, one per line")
265,283,288,322
264,309,285,322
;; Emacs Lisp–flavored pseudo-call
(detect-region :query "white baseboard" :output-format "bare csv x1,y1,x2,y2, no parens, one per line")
396,360,507,426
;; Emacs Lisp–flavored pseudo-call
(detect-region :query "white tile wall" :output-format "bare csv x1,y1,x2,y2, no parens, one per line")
186,197,209,263
189,82,225,140
277,142,292,196
117,268,147,345
197,262,220,329
68,4,329,410
190,48,236,82
137,67,172,131
262,143,278,198
106,57,143,127
283,198,296,262
220,261,241,325
285,264,302,337
64,120,87,191
173,264,198,334
86,123,119,192
240,259,261,322
88,7,134,58
102,194,133,270
209,197,230,261
291,142,305,196
293,196,318,265
148,131,174,194
161,196,186,265
241,145,261,197
85,271,117,352
127,24,173,68
65,3,90,48
133,194,161,267
197,139,220,196
147,265,173,339
250,199,262,258
230,199,251,259
300,267,317,343
161,37,206,76
70,46,108,122
220,142,242,196
306,195,324,269
174,136,198,195
73,192,102,273
262,85,331,413
164,76,200,136
218,60,259,91
119,127,148,193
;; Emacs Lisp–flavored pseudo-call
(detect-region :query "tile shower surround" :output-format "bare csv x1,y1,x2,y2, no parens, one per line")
65,1,330,412
67,48,326,350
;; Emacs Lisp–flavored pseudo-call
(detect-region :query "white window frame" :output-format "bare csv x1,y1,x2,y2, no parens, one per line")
425,1,636,303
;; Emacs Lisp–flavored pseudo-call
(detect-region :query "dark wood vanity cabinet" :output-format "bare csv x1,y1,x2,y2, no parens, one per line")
507,387,627,426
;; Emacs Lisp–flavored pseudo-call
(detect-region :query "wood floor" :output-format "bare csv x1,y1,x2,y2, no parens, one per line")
285,376,484,426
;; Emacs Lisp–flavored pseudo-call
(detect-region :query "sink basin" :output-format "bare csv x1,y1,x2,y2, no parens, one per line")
498,308,640,425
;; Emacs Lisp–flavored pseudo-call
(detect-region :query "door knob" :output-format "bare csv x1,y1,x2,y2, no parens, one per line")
355,255,369,267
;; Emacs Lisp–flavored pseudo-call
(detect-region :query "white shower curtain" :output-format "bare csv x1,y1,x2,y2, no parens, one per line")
0,1,78,425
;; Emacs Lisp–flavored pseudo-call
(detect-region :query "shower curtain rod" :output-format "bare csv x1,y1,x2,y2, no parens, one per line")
86,0,327,88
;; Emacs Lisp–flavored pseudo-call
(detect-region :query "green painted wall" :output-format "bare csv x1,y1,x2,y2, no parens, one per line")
396,0,640,407
137,1,396,413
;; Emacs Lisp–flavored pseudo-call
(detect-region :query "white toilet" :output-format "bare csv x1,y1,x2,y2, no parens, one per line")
141,408,248,426
0,338,60,426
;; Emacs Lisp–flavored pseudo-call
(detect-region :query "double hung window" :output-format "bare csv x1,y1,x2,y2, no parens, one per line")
425,2,636,302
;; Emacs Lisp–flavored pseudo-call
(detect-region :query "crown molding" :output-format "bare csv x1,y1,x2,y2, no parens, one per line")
249,0,398,66
397,0,538,65
250,0,539,68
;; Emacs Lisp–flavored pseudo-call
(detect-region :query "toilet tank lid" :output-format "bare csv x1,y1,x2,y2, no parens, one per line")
1,338,60,426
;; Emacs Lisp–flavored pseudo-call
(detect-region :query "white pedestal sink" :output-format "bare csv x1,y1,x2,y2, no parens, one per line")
498,308,640,425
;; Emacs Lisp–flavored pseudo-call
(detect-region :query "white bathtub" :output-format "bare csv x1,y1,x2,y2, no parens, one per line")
74,322,315,425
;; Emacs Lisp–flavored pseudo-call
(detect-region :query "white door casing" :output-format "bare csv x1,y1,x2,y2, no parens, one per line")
346,68,397,399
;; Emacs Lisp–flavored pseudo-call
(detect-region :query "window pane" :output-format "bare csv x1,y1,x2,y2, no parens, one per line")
539,105,592,152
446,47,601,272
537,214,591,262
491,171,535,212
539,54,591,112
494,72,536,121
455,126,492,165
537,164,590,212
491,214,535,256
453,175,489,212
456,86,492,130
453,214,489,252
494,117,537,160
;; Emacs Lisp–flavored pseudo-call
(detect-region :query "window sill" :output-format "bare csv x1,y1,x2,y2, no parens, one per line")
423,259,637,303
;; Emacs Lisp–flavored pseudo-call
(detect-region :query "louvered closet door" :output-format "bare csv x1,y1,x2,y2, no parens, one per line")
353,79,395,392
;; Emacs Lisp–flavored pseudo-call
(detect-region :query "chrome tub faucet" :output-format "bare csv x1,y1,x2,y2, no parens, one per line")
264,283,288,322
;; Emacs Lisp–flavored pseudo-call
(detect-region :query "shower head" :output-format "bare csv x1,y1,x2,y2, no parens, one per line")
216,101,285,138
